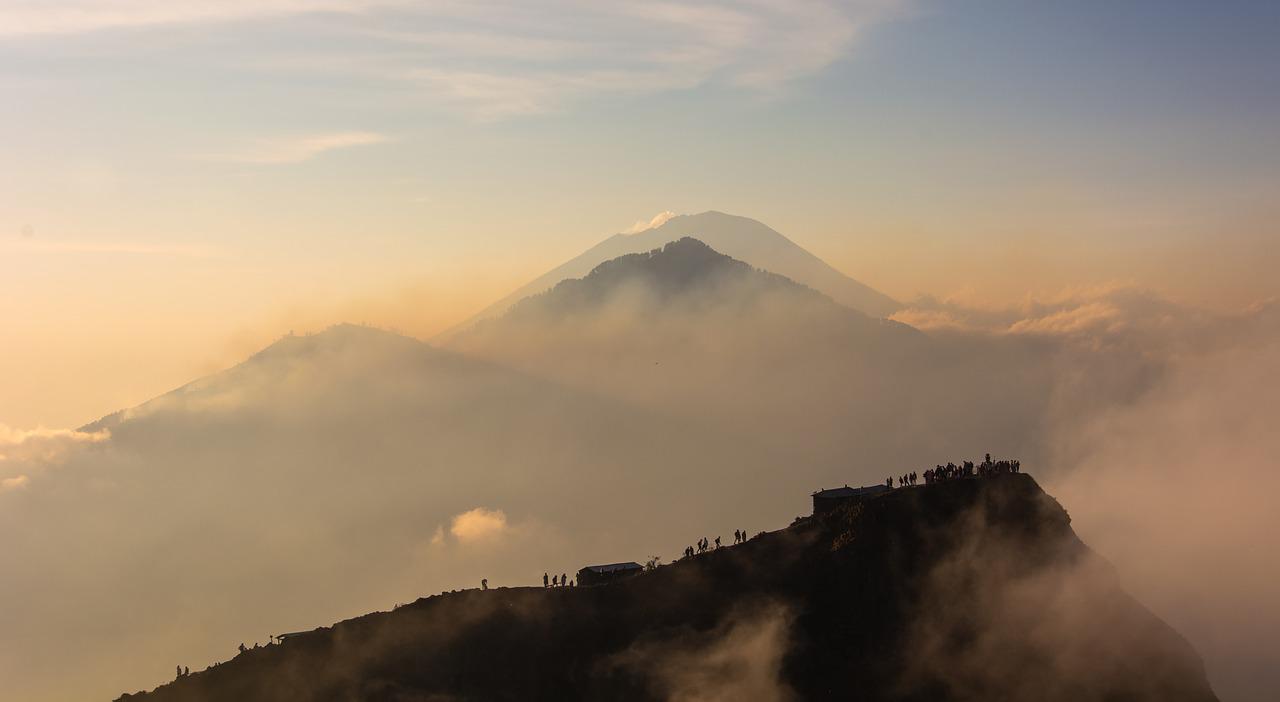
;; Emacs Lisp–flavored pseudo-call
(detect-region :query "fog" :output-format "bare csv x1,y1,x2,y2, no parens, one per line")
610,600,797,702
0,244,1276,700
1048,327,1280,702
900,492,1210,702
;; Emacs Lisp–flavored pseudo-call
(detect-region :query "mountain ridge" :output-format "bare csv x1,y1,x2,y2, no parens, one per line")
115,474,1217,702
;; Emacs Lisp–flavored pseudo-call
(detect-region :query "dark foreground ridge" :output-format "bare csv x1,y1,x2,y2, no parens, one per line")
118,475,1217,702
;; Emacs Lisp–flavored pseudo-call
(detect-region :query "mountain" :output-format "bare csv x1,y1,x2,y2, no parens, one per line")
445,237,1053,473
3,323,800,702
444,211,899,338
496,236,910,331
7,247,1175,701
116,474,1217,702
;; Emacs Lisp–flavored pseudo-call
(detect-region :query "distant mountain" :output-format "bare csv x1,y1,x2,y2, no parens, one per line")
9,323,797,701
461,236,915,341
444,211,899,338
117,475,1217,702
444,237,1071,479
500,236,896,323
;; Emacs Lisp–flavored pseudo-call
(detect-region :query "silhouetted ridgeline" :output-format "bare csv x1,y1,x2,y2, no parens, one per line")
116,475,1215,702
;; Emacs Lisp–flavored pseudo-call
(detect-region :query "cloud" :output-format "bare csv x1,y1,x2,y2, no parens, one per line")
197,131,390,165
4,2,913,120
0,424,110,466
0,1,393,37
1,475,30,492
1048,334,1280,702
626,211,677,234
890,285,1228,346
611,600,796,702
448,507,509,544
900,499,1212,702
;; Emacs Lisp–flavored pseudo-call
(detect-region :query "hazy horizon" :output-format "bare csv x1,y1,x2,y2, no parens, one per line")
5,0,1280,429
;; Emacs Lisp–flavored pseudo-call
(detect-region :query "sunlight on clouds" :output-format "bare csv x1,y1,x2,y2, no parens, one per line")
0,425,109,488
0,0,392,37
626,211,677,234
449,507,509,544
889,286,1221,341
2,2,911,119
0,475,30,492
0,424,110,463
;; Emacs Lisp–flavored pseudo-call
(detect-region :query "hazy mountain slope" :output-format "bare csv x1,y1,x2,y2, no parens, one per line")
0,324,802,702
119,475,1217,702
3,247,1202,702
446,238,1079,477
448,211,899,335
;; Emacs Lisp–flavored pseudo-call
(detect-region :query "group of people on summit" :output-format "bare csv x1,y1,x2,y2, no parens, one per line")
543,572,574,588
889,454,1021,488
680,528,748,559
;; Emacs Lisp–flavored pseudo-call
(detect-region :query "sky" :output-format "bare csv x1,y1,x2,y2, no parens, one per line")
3,0,1280,428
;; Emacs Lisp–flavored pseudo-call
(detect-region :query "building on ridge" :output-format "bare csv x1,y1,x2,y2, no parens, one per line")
811,484,890,515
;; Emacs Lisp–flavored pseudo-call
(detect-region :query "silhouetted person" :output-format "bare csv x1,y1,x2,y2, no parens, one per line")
543,573,549,588
561,573,567,587
238,643,246,654
176,666,182,680
481,578,488,590
714,536,721,549
886,477,892,488
570,579,575,587
552,574,559,587
184,666,189,677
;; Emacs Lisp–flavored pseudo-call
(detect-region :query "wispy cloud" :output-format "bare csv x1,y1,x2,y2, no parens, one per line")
196,131,390,164
626,211,677,234
0,424,109,468
0,475,30,492
0,1,393,37
5,2,912,120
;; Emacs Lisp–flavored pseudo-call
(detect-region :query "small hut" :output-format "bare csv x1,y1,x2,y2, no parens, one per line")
576,561,643,587
811,484,890,514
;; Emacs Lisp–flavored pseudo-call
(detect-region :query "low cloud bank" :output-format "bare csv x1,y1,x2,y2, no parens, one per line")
0,423,109,472
895,286,1280,701
1049,334,1280,702
612,600,796,702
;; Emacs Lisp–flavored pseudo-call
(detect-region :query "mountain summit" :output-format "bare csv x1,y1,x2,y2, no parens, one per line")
444,211,899,337
502,236,838,318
